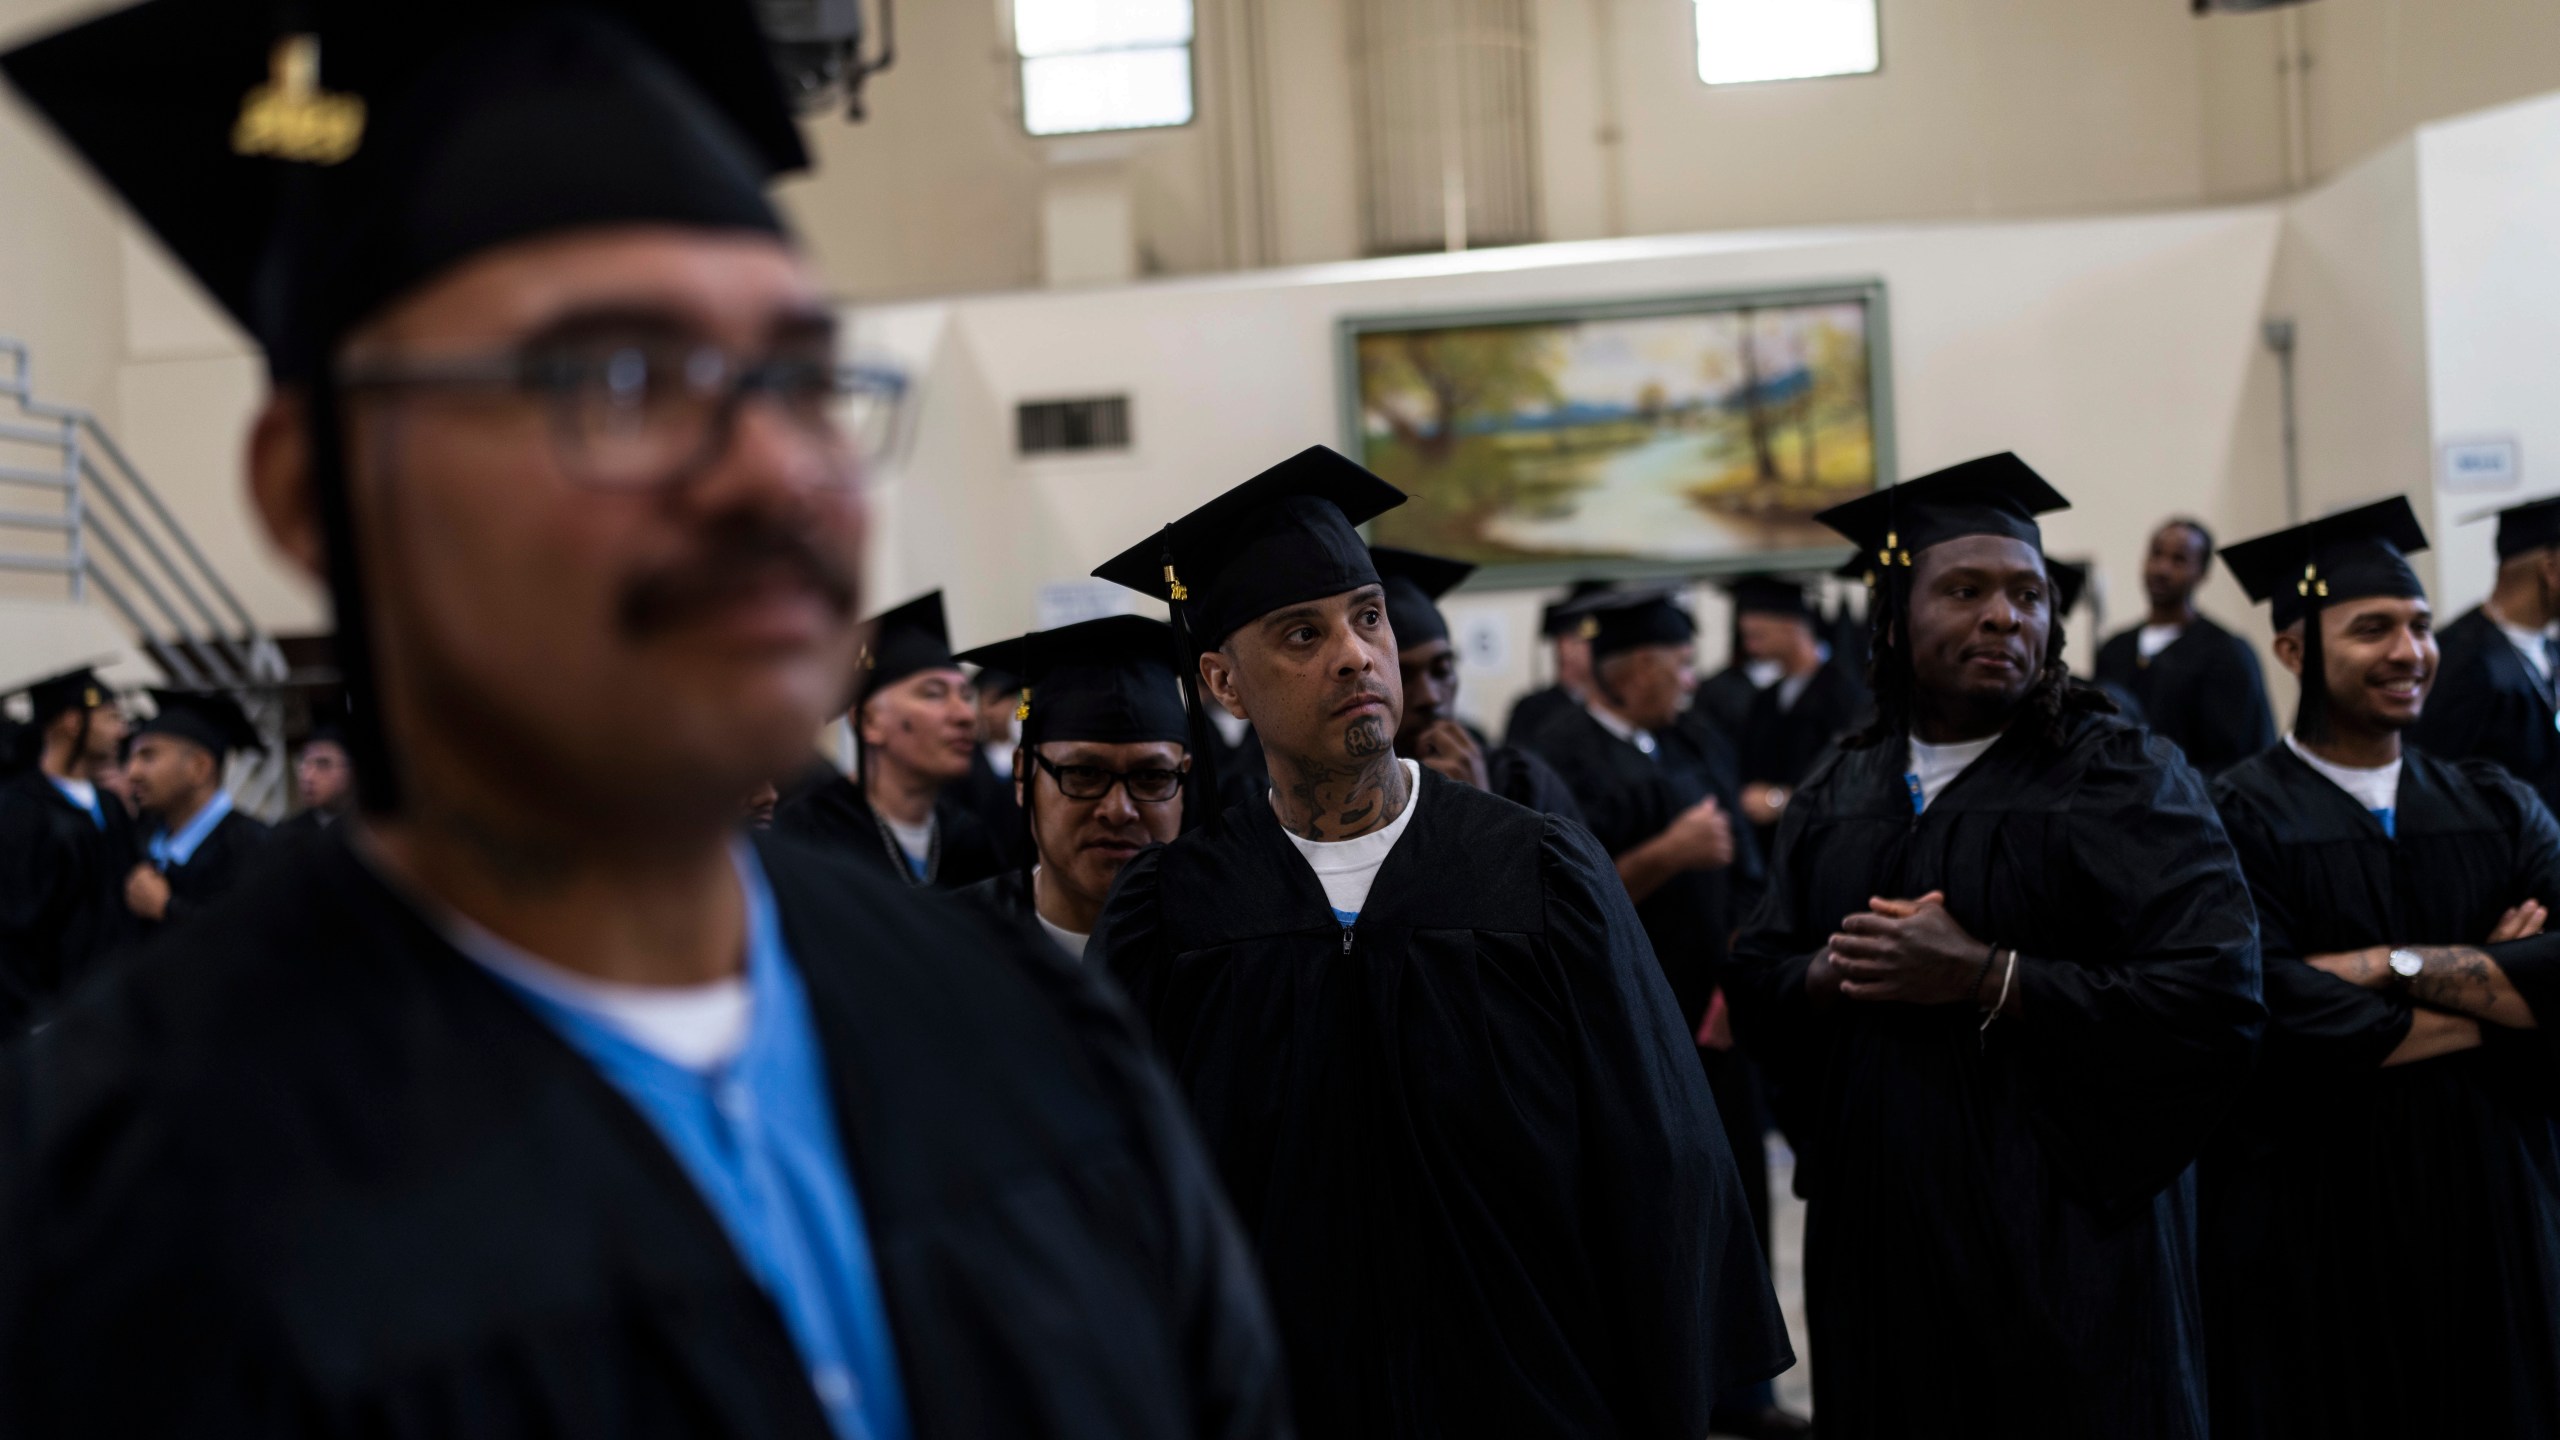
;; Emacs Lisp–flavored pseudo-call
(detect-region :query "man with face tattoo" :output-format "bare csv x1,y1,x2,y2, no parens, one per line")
1089,445,1790,1440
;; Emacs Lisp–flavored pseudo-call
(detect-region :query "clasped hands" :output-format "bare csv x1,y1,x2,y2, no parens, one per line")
1813,890,2004,1008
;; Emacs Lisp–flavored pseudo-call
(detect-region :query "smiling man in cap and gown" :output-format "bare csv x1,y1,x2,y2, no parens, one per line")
2203,497,2560,1439
1726,453,2264,1439
1089,444,1790,1438
0,3,1286,1434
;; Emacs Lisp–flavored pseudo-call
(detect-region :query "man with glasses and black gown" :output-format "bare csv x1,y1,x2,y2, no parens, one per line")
0,4,1284,1434
954,616,1191,960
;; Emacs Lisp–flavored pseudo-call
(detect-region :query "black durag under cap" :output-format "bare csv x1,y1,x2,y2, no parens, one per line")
954,615,1189,749
1815,452,2071,569
1566,586,1700,661
137,688,265,763
2485,494,2560,562
1370,546,1476,651
2222,496,2430,633
858,591,959,706
1092,446,1408,649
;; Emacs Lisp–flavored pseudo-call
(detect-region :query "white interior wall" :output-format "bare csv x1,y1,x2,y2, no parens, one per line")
854,206,2285,731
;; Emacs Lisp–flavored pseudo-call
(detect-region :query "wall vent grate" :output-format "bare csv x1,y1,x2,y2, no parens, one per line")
1017,396,1133,455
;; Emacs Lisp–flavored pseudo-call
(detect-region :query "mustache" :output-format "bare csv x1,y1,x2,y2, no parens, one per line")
615,514,858,640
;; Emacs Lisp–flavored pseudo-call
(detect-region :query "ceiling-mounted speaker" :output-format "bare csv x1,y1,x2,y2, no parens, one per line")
2194,0,2317,12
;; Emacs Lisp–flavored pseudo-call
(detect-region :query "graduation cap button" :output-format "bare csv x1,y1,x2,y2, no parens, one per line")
232,36,364,166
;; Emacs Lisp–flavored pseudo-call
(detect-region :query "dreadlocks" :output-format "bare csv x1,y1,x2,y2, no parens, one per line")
1844,563,2115,752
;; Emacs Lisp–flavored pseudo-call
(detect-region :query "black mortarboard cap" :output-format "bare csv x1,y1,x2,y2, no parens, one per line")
858,592,958,703
1541,579,1615,638
136,688,264,761
2221,496,2430,632
1370,546,1475,651
2046,558,2091,617
16,665,113,729
1092,446,1407,648
2478,494,2560,562
954,616,1189,748
1,1,805,382
1816,453,2071,569
1721,574,1813,620
1567,586,1699,661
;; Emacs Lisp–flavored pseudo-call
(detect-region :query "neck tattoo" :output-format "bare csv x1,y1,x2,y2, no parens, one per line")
1275,713,1407,842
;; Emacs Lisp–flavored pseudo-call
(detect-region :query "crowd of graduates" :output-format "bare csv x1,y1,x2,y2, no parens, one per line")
6,1,2560,1438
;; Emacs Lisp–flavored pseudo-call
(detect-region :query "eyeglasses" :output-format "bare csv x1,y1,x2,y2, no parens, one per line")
1032,753,1186,804
336,340,908,490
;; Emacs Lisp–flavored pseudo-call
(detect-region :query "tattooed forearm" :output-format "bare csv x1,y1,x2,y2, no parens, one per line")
2402,945,2540,1030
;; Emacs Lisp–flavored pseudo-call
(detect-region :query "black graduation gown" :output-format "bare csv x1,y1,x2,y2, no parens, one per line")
2413,606,2560,819
1691,667,1763,745
0,769,141,1030
1207,723,1270,817
1738,660,1868,796
1091,770,1791,1438
1533,706,1758,1030
270,807,340,845
1727,711,2264,1440
1484,742,1585,822
770,774,1001,890
958,747,1031,872
1501,684,1579,753
2092,615,2276,777
2201,746,2560,1440
149,806,274,931
953,865,1036,929
0,825,1288,1439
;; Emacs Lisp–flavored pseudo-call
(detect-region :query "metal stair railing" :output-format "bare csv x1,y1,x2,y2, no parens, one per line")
0,337,294,817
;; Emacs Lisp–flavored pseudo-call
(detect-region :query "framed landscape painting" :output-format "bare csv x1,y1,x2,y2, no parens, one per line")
1338,283,1893,586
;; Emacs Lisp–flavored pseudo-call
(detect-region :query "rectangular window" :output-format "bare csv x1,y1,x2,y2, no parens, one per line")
1016,0,1196,136
1017,396,1133,455
1695,0,1880,86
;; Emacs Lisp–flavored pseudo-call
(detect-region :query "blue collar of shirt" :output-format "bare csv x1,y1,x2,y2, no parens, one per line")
148,789,232,869
46,775,105,829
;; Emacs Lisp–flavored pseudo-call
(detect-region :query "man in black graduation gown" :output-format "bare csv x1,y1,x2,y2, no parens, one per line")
120,688,274,935
957,657,1029,866
1089,446,1790,1438
2203,498,2560,1439
2411,494,2560,816
1373,545,1583,820
773,591,1001,888
1727,453,2265,1440
0,6,1285,1436
0,665,140,1030
274,722,355,841
1501,577,1608,752
1730,574,1869,852
952,615,1190,960
2093,516,2274,775
1523,586,1801,1440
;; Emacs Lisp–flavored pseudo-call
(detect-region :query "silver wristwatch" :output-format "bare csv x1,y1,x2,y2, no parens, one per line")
2388,948,2425,982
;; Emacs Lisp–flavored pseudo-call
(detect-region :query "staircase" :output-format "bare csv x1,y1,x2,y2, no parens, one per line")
0,338,293,816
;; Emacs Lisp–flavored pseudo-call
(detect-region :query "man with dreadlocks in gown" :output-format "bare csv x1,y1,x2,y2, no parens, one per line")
1726,453,2266,1440
952,616,1192,961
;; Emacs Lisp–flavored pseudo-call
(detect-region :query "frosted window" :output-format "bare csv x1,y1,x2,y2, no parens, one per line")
1016,0,1195,135
1695,0,1880,86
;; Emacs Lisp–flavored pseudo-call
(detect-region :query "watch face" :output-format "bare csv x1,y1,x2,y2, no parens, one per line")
2390,949,2425,978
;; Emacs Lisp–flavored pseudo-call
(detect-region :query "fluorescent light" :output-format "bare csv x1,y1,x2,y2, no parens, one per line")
1696,0,1880,86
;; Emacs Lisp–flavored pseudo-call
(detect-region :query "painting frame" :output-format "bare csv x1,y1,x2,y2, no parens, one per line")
1335,280,1896,591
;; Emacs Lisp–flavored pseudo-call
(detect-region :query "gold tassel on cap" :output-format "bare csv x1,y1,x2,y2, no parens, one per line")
1163,564,1188,603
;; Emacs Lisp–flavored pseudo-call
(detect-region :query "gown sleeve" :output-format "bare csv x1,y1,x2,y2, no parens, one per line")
982,861,1293,1440
1723,756,1834,1080
2209,772,2414,1076
1536,817,1790,1431
0,792,62,1015
2012,730,2265,1211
